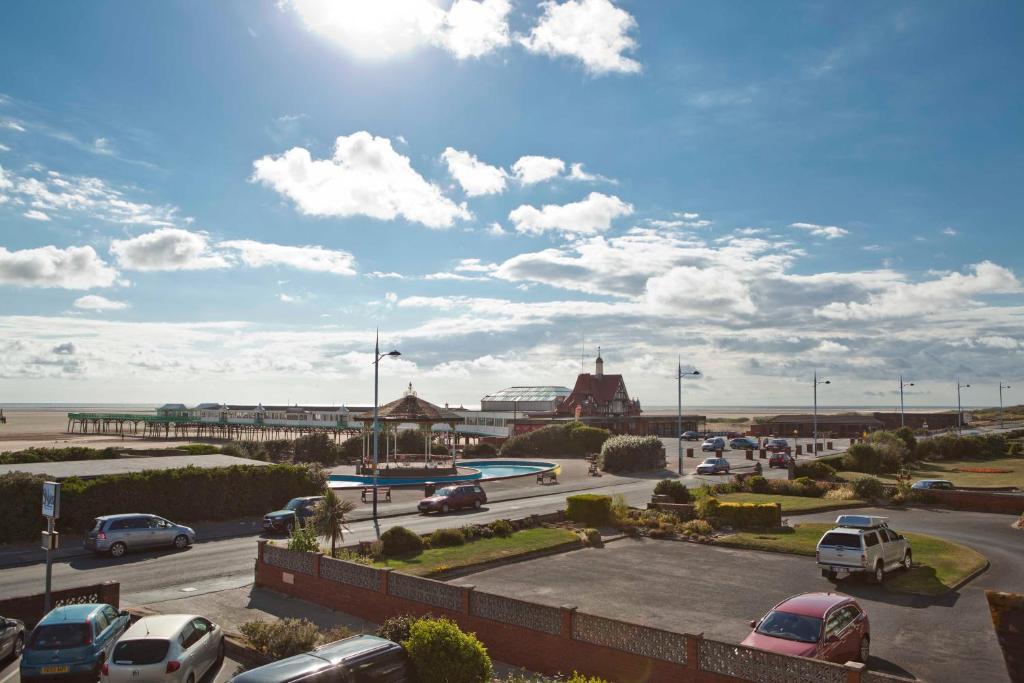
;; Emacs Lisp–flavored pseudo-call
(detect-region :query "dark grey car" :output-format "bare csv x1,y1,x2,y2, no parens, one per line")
84,514,196,558
1,615,25,662
229,635,409,683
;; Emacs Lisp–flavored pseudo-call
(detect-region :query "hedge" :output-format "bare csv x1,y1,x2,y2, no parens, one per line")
0,446,121,465
566,494,612,527
711,502,781,529
598,435,666,473
793,460,836,480
0,463,324,545
462,443,498,458
915,433,1008,461
404,618,492,683
499,423,609,458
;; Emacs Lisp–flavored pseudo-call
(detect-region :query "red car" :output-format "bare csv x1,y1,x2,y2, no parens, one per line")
769,452,795,469
417,484,487,514
741,592,869,664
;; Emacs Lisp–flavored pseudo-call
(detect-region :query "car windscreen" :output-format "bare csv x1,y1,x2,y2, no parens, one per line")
29,623,91,649
756,610,822,644
435,487,455,496
284,498,304,510
89,518,103,532
113,639,170,665
819,532,861,549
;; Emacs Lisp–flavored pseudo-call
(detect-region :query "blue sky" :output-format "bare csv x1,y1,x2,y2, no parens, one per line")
0,0,1021,408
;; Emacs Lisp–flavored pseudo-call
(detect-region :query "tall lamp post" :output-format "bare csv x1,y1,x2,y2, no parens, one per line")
999,382,1011,430
372,332,401,536
956,378,970,435
813,372,830,457
677,358,700,474
899,375,914,428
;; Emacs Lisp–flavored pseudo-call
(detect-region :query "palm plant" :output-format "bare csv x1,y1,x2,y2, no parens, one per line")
312,488,357,557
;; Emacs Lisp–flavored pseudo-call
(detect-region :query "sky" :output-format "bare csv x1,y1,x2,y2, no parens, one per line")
0,0,1022,409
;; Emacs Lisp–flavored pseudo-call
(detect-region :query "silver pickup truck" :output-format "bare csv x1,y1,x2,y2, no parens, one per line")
815,515,912,584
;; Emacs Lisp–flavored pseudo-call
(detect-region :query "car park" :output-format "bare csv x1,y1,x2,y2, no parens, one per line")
741,592,870,664
769,452,794,469
85,514,196,558
764,438,792,454
263,496,325,534
20,604,130,681
696,457,730,475
911,479,955,490
730,437,759,450
1,614,25,663
102,614,224,683
418,484,487,514
701,437,727,452
816,515,912,584
681,430,700,441
228,634,409,683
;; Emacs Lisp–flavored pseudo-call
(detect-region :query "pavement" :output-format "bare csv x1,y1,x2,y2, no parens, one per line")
0,453,267,479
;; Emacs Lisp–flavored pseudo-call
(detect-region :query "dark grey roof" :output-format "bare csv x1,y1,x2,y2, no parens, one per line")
768,414,884,425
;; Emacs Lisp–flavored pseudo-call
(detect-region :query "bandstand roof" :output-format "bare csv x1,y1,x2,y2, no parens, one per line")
359,384,464,424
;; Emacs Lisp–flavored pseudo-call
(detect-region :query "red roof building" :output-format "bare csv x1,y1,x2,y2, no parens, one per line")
557,350,641,418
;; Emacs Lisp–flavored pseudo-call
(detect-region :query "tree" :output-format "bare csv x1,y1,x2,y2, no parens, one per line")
293,433,338,466
312,488,356,556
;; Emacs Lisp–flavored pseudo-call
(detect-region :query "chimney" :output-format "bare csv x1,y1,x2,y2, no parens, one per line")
595,347,604,377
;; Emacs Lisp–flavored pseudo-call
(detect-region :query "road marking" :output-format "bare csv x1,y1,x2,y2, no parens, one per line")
181,586,197,592
1,662,21,683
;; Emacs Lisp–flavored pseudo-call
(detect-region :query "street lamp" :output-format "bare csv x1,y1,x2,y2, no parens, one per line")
372,331,401,536
677,359,700,474
999,382,1011,430
956,378,970,435
899,375,914,428
813,372,830,456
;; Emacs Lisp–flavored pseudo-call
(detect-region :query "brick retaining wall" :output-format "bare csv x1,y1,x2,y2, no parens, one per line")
256,542,904,683
0,581,120,628
921,489,1024,515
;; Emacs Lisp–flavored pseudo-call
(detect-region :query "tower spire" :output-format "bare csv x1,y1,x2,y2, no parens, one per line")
595,346,604,377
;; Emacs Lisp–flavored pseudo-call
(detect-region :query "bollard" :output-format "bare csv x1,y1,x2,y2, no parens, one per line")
759,449,767,459
816,443,823,452
715,449,723,458
745,450,753,460
687,448,694,458
827,441,833,450
796,445,803,455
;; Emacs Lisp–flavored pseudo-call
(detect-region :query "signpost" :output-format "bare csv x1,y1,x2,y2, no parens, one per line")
41,481,60,612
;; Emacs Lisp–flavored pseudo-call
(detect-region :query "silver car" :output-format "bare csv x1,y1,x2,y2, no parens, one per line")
102,614,224,683
85,514,196,558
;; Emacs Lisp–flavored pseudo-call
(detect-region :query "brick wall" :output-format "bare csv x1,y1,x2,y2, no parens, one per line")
0,581,120,628
920,489,1024,515
255,542,891,683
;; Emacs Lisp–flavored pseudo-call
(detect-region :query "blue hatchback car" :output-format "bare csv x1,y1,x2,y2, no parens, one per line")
20,603,130,682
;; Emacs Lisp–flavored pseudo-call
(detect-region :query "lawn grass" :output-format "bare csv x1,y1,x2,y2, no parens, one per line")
714,492,866,513
716,522,987,595
373,527,580,576
837,455,1023,489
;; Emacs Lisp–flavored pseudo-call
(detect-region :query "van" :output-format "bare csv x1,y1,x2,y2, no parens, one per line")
815,515,912,584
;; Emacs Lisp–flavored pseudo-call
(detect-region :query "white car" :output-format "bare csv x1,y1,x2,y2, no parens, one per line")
701,437,727,452
816,515,912,584
102,614,224,683
696,457,730,475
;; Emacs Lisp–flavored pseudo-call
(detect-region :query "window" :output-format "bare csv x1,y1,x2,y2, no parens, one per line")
128,517,150,530
882,529,897,543
93,612,108,636
819,533,861,549
102,606,119,625
863,532,879,547
110,519,128,531
113,639,170,665
178,624,198,650
191,618,212,637
148,518,168,529
29,624,91,650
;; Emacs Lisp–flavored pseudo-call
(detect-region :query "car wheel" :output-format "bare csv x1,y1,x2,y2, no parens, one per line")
187,675,195,683
473,499,482,509
173,534,189,549
902,551,913,570
441,503,449,514
873,563,885,584
858,636,870,663
215,639,225,667
12,635,23,660
109,541,127,558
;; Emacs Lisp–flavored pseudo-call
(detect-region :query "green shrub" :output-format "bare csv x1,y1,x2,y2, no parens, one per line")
381,526,425,556
598,435,666,474
287,525,320,553
489,519,514,538
176,444,220,455
579,528,602,546
794,460,836,480
499,423,609,458
377,614,423,644
430,527,466,548
566,673,610,683
566,494,612,526
653,479,691,503
0,446,120,465
712,502,781,529
404,618,492,683
682,519,713,536
1010,442,1023,456
241,618,322,659
842,443,883,473
851,476,884,500
293,433,339,466
696,495,720,520
333,549,375,565
747,475,770,493
894,427,918,458
915,433,1008,461
462,443,498,458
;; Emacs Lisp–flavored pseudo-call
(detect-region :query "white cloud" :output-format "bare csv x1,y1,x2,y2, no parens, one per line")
2,120,26,132
0,143,10,152
0,245,119,289
279,293,299,303
252,131,470,229
511,155,565,184
110,228,230,272
23,209,50,221
92,137,114,156
441,147,507,196
488,222,507,236
367,271,405,279
384,291,399,304
454,258,497,273
508,192,633,235
218,240,357,276
73,294,129,311
943,227,958,237
424,271,489,281
519,0,641,75
284,0,510,61
790,222,849,239
567,162,613,183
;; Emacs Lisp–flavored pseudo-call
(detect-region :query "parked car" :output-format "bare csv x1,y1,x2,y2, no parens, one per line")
263,496,325,534
681,430,700,441
701,437,727,452
85,514,195,558
418,484,487,514
741,592,870,664
20,604,130,681
911,479,955,491
696,457,730,475
730,437,759,450
1,614,25,663
769,452,795,469
102,614,224,683
764,438,792,454
816,515,912,584
229,635,409,683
